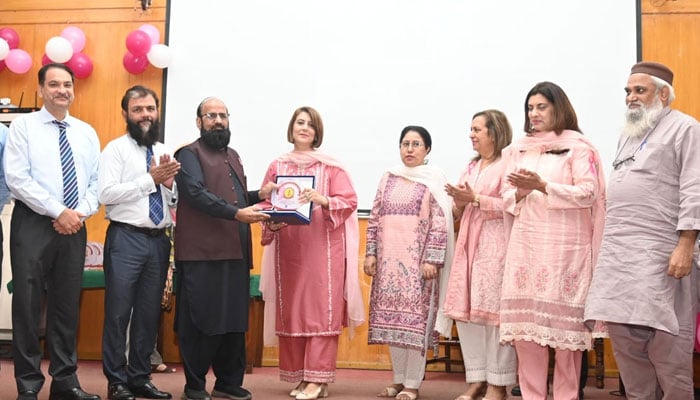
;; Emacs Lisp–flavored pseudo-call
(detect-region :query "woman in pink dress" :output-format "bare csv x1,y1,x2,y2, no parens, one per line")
500,82,606,400
443,110,515,400
364,126,454,400
259,106,365,400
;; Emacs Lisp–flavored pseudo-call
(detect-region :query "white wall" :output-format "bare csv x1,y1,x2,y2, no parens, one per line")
164,1,638,210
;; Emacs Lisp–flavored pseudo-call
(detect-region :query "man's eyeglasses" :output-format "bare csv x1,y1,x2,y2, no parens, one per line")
400,141,424,149
201,112,230,121
612,155,635,170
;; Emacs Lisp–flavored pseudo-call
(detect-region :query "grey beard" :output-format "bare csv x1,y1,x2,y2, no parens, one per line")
621,97,664,138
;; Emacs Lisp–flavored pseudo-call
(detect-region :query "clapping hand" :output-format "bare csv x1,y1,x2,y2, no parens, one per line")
445,182,475,208
151,154,181,189
506,168,546,193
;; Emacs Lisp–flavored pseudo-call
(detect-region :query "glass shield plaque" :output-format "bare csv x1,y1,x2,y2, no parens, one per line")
261,175,315,224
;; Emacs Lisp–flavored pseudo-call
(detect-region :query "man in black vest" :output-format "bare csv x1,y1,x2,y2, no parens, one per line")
174,97,272,400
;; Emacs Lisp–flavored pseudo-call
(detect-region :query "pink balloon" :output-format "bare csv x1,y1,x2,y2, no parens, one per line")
61,26,87,53
5,48,32,74
138,24,160,45
123,51,148,74
0,27,19,49
41,53,52,66
125,30,152,57
0,60,5,72
66,52,93,79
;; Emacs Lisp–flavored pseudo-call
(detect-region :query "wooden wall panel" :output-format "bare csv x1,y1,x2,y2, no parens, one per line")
0,0,156,10
641,13,700,119
76,289,106,359
0,9,166,25
0,0,166,243
642,0,700,14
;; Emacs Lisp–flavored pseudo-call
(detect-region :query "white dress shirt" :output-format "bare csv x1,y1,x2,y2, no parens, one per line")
4,107,100,219
98,133,177,228
0,123,11,205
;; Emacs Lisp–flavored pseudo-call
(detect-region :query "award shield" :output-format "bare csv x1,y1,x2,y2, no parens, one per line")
261,175,315,224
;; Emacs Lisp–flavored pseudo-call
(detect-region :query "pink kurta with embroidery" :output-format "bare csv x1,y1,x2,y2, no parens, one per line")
366,172,448,352
261,159,357,338
500,130,605,351
443,158,507,326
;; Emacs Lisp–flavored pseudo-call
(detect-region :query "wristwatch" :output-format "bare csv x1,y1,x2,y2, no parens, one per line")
471,194,480,207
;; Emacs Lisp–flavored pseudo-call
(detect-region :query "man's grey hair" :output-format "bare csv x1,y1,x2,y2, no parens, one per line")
650,75,675,103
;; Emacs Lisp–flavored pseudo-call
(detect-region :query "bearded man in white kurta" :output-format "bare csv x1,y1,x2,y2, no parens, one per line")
585,61,700,400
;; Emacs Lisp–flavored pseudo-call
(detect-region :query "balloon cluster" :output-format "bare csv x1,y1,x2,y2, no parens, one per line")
43,26,94,79
123,24,171,74
0,27,32,74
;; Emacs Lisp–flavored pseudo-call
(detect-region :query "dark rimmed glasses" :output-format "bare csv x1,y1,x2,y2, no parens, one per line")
612,155,635,170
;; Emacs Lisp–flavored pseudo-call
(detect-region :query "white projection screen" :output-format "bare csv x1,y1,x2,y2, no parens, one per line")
164,1,639,211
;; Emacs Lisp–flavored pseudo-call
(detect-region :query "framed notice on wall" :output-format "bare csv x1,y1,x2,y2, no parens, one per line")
261,175,315,225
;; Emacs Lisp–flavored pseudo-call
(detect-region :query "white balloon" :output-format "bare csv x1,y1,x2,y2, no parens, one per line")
0,39,9,60
146,44,172,69
45,36,74,63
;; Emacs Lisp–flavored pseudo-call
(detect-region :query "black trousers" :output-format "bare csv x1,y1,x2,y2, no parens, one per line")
176,278,246,392
10,202,86,393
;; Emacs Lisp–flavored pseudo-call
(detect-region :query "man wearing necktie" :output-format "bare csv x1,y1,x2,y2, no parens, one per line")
0,123,10,316
98,86,179,400
4,64,101,400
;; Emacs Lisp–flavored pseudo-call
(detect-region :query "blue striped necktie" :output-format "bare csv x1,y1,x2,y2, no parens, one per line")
146,145,164,225
52,120,79,209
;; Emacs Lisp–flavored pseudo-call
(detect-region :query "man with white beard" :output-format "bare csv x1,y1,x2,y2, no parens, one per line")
98,86,180,400
585,62,700,399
